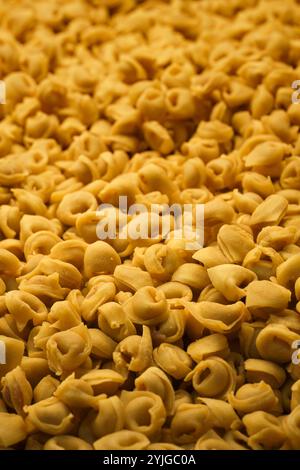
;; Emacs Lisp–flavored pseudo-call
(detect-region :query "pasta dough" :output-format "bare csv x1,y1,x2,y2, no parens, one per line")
0,0,300,451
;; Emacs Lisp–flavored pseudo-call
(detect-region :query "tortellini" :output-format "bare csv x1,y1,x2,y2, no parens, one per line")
1,0,300,452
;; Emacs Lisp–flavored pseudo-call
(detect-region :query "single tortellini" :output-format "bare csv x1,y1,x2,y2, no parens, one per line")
0,413,27,448
89,328,117,360
50,239,87,271
151,308,187,344
54,375,97,410
195,430,233,450
5,290,48,332
21,256,82,290
48,299,81,330
80,396,125,442
171,263,210,290
56,191,98,226
113,325,153,376
173,389,193,413
46,323,92,376
187,334,230,362
245,280,291,319
135,367,175,415
33,375,60,402
18,273,70,301
81,369,125,396
24,397,74,435
243,411,286,450
256,324,300,364
0,335,25,378
81,281,116,322
196,397,241,431
250,195,288,229
228,381,280,415
277,253,300,289
19,215,62,243
185,356,236,399
291,379,300,411
239,321,265,359
153,343,192,380
143,244,183,282
98,302,136,342
207,264,257,302
0,249,21,277
114,265,153,292
44,436,93,451
185,301,250,337
1,366,32,415
84,241,121,278
170,403,213,445
244,359,286,388
121,390,166,439
156,281,193,306
124,286,169,326
193,245,230,269
257,225,297,251
282,405,300,450
148,443,183,450
243,245,283,280
217,224,255,264
93,430,149,450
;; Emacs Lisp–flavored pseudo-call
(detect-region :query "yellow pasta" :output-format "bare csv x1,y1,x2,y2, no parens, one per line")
1,0,300,451
5,290,48,332
124,286,169,326
121,390,166,438
170,403,212,445
185,301,250,337
80,396,124,443
185,356,236,399
33,376,60,403
84,241,121,278
46,324,92,376
24,397,74,435
1,366,32,415
0,413,27,447
113,325,153,376
187,334,230,362
207,264,257,301
228,381,280,415
54,375,97,410
98,302,136,342
243,411,285,450
153,343,192,380
44,436,93,451
135,367,175,415
245,280,291,319
81,369,125,396
93,430,149,450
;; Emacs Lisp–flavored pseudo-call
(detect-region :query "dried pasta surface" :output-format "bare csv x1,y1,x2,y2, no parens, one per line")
0,0,300,451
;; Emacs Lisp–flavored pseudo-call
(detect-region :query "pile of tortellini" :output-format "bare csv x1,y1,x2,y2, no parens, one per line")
1,0,300,451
